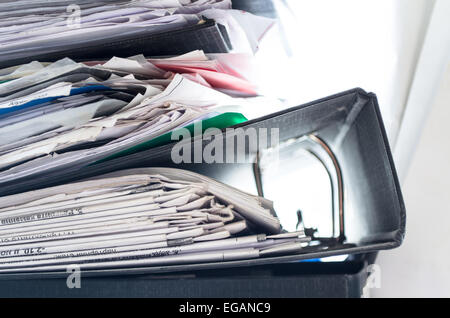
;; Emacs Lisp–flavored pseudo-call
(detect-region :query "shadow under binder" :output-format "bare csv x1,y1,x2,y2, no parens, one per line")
0,88,406,279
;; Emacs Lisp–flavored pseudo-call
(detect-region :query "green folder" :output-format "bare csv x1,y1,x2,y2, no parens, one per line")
93,112,247,165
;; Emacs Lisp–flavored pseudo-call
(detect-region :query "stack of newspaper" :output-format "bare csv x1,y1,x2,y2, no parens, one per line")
0,168,310,274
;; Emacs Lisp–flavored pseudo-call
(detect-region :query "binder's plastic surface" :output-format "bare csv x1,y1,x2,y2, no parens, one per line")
0,260,370,298
0,19,231,69
0,88,406,279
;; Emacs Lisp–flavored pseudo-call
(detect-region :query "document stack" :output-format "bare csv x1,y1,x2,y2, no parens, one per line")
0,0,274,67
0,168,309,274
0,0,314,275
0,51,258,187
0,1,407,297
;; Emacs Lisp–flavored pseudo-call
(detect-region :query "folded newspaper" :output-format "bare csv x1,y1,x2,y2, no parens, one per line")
0,168,310,275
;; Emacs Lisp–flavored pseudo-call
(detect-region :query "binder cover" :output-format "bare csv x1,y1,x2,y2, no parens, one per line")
0,260,370,298
0,88,406,279
0,19,232,69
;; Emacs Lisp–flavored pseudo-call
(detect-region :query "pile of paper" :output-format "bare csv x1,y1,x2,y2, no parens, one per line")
0,50,255,185
0,0,275,65
0,168,309,274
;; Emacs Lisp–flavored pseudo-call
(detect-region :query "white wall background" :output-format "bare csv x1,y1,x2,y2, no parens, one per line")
256,0,435,141
373,64,450,298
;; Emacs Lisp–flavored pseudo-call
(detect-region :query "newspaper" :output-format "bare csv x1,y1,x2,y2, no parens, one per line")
0,168,310,274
